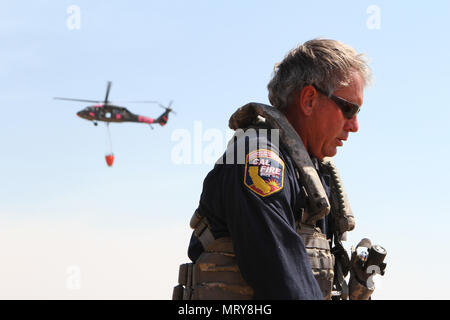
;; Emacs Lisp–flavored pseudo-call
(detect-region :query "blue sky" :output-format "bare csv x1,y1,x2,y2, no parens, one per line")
1,1,449,299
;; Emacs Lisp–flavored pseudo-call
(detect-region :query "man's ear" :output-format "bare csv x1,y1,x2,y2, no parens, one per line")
298,85,318,117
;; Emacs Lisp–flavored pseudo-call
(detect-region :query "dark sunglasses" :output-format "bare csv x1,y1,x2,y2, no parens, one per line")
311,84,361,119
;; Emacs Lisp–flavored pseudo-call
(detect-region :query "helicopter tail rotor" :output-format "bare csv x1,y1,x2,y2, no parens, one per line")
158,100,176,115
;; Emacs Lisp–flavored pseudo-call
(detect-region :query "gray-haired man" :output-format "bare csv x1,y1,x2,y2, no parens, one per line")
174,39,385,300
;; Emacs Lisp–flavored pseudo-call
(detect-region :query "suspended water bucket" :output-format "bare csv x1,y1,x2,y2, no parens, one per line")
105,153,115,167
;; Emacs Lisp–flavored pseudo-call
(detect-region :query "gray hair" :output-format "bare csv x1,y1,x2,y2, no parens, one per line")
267,39,372,110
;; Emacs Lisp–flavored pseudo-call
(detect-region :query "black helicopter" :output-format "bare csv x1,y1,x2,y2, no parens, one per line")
54,81,175,167
54,81,175,129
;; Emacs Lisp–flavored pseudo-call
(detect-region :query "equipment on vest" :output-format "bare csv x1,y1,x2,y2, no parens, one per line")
350,239,387,281
172,235,253,300
295,223,335,300
366,245,387,273
348,238,387,299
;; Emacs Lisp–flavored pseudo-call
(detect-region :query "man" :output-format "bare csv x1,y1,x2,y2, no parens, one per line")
173,39,381,300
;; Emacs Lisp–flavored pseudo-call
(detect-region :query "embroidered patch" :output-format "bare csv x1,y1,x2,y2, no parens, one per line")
244,149,285,197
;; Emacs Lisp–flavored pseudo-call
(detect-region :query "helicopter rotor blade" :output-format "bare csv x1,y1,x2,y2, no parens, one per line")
111,100,160,104
104,81,112,104
54,97,102,103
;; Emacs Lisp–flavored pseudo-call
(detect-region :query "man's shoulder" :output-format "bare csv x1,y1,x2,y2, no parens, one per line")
205,126,300,199
217,124,287,165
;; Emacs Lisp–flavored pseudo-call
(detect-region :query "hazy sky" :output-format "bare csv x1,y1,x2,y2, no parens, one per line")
1,1,449,299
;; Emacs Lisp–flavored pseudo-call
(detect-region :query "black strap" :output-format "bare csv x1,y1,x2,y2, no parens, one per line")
331,231,350,300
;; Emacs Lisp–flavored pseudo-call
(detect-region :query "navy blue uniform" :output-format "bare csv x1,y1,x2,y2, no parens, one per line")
188,129,324,300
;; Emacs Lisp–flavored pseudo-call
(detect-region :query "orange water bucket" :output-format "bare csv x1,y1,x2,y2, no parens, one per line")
105,154,115,167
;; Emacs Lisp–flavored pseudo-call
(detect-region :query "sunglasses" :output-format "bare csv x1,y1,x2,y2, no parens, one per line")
312,84,361,119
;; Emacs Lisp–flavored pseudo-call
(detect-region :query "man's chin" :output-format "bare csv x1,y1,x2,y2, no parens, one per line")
323,148,338,158
311,147,337,160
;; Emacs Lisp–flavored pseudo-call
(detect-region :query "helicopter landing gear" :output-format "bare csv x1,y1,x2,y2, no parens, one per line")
93,121,98,126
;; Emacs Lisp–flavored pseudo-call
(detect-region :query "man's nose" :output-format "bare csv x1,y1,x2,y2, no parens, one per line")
344,116,359,132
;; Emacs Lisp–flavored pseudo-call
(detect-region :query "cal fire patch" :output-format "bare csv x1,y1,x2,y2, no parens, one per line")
244,149,285,197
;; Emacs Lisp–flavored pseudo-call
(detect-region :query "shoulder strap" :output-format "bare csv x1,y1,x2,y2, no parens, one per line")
320,158,355,237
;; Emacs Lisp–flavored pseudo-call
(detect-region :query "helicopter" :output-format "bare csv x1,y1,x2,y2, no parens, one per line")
54,81,175,166
54,81,175,129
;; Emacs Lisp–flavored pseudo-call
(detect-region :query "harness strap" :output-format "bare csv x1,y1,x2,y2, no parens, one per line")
333,258,349,300
190,210,215,250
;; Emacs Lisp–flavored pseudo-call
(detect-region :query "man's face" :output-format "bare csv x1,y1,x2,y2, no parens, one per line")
294,72,364,159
